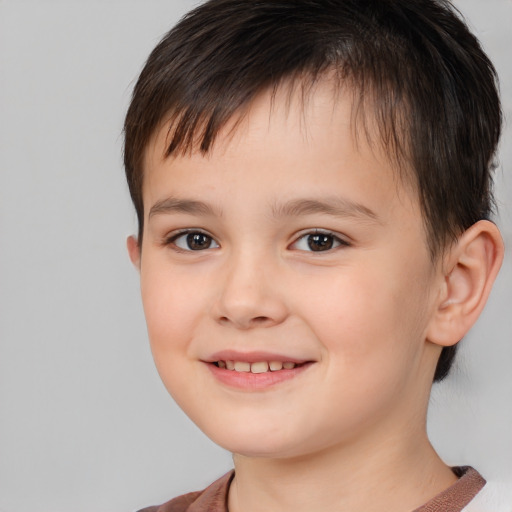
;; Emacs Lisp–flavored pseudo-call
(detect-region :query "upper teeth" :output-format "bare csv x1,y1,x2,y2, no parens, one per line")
217,360,297,373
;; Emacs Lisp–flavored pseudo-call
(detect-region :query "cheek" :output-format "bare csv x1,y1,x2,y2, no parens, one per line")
140,261,202,357
140,263,206,409
296,261,432,370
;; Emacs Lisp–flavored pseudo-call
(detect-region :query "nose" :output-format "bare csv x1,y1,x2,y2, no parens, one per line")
212,251,289,329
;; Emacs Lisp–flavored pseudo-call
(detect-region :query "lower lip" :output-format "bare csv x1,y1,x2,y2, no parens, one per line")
206,362,313,391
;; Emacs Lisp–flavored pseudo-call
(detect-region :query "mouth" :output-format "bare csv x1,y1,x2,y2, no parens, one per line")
213,360,306,373
204,352,314,390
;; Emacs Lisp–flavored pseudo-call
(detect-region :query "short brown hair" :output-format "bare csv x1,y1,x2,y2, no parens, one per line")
124,0,502,381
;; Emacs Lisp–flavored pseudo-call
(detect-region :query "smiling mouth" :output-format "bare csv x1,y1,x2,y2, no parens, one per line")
213,360,305,373
206,357,313,390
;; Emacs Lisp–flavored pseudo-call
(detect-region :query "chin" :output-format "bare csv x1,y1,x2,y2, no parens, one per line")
204,426,317,460
214,435,287,458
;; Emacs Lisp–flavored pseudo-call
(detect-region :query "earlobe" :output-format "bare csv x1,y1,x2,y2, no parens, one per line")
427,220,504,347
127,235,141,270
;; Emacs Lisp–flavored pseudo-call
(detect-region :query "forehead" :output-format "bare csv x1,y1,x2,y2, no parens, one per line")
143,78,417,216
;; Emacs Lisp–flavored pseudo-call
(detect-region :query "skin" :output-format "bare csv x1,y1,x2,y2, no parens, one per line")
128,80,503,512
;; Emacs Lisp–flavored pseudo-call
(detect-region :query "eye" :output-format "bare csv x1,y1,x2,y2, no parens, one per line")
168,231,219,251
292,231,348,252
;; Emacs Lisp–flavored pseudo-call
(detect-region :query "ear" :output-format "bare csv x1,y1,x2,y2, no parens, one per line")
127,235,141,270
427,220,504,347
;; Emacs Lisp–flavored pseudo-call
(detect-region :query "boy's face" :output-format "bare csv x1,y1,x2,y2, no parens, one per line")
133,81,444,459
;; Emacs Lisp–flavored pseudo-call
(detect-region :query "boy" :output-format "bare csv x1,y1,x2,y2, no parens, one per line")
124,0,506,510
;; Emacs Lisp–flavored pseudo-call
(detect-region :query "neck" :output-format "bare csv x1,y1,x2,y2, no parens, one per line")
228,426,457,512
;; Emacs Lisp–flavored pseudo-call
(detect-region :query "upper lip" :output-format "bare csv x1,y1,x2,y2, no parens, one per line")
204,350,312,364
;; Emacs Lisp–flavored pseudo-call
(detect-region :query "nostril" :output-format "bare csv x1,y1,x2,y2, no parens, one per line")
253,316,270,323
218,315,271,328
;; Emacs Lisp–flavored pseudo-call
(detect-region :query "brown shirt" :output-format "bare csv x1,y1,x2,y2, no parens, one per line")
139,466,485,512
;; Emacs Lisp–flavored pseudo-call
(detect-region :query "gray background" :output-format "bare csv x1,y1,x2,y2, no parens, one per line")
0,1,510,511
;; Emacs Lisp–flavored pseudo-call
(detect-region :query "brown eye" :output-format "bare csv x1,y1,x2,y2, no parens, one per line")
307,233,334,251
187,233,212,250
291,231,349,252
172,231,219,251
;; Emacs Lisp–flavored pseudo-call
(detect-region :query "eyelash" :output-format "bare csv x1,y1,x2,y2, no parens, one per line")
164,229,219,252
163,229,350,253
291,230,350,252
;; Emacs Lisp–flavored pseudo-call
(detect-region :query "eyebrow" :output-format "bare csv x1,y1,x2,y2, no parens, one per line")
148,195,379,223
271,197,380,223
148,197,222,219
